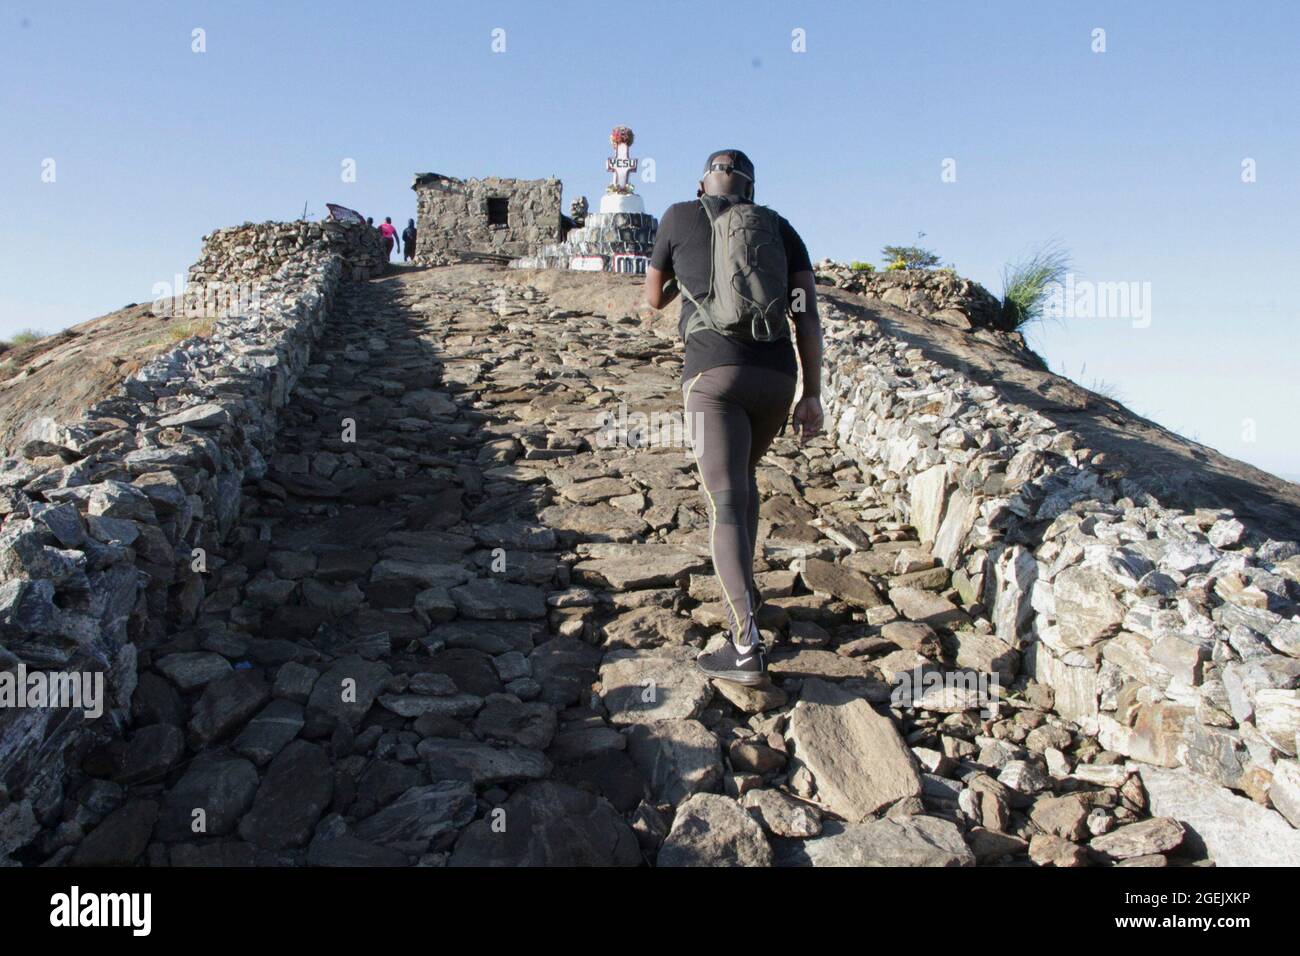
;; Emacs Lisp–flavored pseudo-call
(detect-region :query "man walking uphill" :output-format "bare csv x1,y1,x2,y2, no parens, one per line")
644,149,824,686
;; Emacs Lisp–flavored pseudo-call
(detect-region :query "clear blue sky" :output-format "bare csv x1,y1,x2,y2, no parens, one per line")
3,0,1297,478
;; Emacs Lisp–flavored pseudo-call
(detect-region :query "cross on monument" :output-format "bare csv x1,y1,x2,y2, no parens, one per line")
605,126,638,193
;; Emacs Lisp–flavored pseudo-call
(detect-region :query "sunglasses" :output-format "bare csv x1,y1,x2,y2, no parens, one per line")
707,162,752,181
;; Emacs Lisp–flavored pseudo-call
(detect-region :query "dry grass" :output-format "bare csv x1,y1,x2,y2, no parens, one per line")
142,317,217,349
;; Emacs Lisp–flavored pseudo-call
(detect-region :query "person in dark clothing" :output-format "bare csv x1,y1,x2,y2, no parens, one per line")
644,149,824,685
402,219,417,261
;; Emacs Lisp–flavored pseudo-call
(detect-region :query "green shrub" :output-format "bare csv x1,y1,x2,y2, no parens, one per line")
885,256,909,272
1000,242,1071,330
850,260,876,273
881,244,941,270
6,328,45,347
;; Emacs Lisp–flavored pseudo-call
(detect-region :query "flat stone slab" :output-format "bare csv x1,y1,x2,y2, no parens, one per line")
558,476,636,504
786,678,923,822
529,636,604,707
448,578,547,620
378,693,483,719
800,557,885,608
767,648,881,683
472,521,558,551
232,699,306,766
1053,565,1125,647
116,724,185,785
625,718,722,807
448,781,639,866
547,725,627,764
472,694,558,750
158,402,230,429
657,793,773,867
888,586,973,629
154,651,233,692
187,670,272,748
598,645,713,725
237,740,334,850
69,800,159,866
352,781,476,848
536,501,650,539
1131,763,1300,865
371,559,471,588
601,606,704,649
305,657,393,730
786,815,975,866
741,789,822,839
572,545,708,590
1088,816,1186,860
434,620,543,655
155,754,258,841
417,737,552,785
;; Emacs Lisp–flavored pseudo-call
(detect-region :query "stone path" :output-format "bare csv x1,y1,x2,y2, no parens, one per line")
44,267,1192,867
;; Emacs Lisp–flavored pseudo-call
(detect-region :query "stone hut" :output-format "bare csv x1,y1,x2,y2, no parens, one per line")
411,173,562,260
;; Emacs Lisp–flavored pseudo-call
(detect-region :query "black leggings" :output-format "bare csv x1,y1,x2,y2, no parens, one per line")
683,365,799,642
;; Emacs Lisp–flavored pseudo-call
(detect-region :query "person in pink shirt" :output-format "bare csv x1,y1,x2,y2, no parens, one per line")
378,217,398,260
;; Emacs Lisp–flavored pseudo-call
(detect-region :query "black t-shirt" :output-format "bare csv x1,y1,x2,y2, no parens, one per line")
649,198,811,384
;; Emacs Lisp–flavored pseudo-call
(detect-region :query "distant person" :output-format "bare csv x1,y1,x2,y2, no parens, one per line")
402,218,417,261
644,149,824,686
378,217,398,260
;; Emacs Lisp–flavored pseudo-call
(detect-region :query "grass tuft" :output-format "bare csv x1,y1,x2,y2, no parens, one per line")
1000,242,1071,330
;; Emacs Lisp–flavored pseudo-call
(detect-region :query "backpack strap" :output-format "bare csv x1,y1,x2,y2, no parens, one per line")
679,279,721,340
681,198,720,341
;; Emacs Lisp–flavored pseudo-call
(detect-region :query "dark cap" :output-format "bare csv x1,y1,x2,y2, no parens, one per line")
702,149,755,181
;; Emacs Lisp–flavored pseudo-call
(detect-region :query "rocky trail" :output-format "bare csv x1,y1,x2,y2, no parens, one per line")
41,266,1196,867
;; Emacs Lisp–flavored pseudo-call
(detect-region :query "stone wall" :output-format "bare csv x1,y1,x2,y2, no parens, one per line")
0,237,348,861
186,220,385,303
817,293,1300,844
815,260,1007,332
412,173,562,260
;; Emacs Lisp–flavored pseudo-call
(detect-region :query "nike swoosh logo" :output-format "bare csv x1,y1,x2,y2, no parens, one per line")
735,655,754,665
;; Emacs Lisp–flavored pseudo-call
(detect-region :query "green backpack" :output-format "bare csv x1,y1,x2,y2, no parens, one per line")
679,195,791,343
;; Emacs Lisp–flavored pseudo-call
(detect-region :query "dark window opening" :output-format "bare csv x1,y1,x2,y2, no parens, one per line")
487,197,509,226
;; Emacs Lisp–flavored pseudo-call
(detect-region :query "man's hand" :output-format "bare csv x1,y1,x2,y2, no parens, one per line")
791,394,823,444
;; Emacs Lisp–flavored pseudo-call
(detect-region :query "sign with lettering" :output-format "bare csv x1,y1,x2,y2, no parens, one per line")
605,126,638,193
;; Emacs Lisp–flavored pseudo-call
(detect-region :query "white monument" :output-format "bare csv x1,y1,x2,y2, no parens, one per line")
600,126,645,214
508,125,658,273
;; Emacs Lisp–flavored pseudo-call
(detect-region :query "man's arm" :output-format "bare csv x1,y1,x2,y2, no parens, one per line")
644,205,679,310
789,270,822,395
644,265,679,310
788,269,825,443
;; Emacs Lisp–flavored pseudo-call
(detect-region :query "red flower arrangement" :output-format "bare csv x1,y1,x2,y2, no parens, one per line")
609,126,634,148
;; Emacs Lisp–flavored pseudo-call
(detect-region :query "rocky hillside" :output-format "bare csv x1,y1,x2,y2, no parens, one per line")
2,240,1298,867
0,303,207,459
